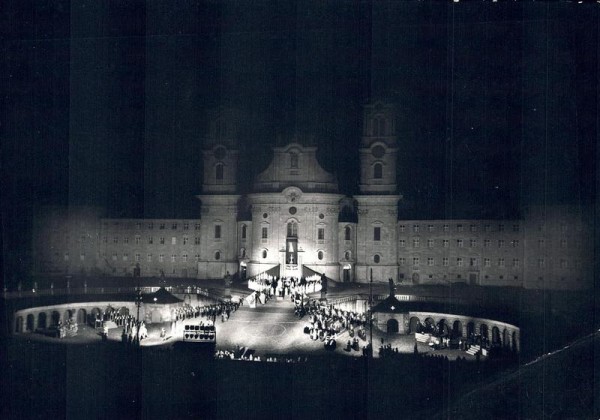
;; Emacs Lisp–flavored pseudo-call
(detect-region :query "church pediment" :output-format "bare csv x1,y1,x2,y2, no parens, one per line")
253,142,338,193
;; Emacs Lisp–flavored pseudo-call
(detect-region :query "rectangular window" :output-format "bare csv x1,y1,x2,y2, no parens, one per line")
399,240,406,247
262,227,268,240
413,257,419,266
484,224,491,232
512,240,519,247
195,254,200,262
443,224,449,232
123,254,128,261
457,258,463,267
413,238,419,248
399,225,405,232
160,223,165,230
135,253,140,262
183,223,189,230
172,223,177,230
214,225,221,239
427,239,434,248
160,237,165,245
195,223,201,230
498,240,505,247
171,237,177,245
428,224,434,232
373,227,381,241
498,258,505,268
427,257,434,266
457,239,463,248
136,222,142,229
159,254,164,262
470,239,477,248
317,228,325,241
182,254,188,262
171,254,176,262
470,224,477,232
147,254,152,262
195,237,201,245
399,258,406,266
135,236,140,245
183,236,188,245
443,257,449,267
443,239,449,248
484,239,491,247
148,223,154,229
470,258,477,267
413,224,419,233
513,258,519,268
148,237,153,244
123,237,129,244
457,224,463,232
484,258,491,268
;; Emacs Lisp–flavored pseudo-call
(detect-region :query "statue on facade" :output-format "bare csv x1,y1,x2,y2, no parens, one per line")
388,278,395,296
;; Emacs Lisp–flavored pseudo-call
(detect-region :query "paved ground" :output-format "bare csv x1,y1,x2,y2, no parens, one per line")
13,282,476,360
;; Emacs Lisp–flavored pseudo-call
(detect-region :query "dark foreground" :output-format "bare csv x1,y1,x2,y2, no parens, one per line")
2,332,597,420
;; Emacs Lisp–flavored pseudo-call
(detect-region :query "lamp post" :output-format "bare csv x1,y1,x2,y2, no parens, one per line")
135,278,142,345
369,268,373,358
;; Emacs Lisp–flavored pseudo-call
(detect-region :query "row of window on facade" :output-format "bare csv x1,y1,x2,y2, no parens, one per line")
400,223,521,233
399,222,576,234
102,222,201,230
396,257,575,269
398,238,575,248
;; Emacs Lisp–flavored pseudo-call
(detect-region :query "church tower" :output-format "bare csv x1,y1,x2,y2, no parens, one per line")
202,107,240,194
358,102,398,194
355,101,401,282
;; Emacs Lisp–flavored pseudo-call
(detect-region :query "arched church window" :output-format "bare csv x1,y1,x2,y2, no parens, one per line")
317,251,324,260
215,163,224,181
344,226,351,241
373,163,383,179
373,254,381,264
216,120,227,138
262,250,268,259
379,118,386,136
215,251,221,260
290,153,298,169
287,221,298,238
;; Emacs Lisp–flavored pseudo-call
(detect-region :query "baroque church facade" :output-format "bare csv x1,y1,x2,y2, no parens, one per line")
33,103,593,290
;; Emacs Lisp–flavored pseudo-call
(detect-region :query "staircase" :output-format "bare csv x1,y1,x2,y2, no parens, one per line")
466,344,481,356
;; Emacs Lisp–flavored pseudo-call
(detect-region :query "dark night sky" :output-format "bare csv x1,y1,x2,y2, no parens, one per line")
1,0,597,281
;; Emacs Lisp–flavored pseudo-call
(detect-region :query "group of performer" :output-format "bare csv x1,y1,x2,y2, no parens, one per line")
248,275,322,296
56,318,78,338
300,300,368,351
173,301,241,323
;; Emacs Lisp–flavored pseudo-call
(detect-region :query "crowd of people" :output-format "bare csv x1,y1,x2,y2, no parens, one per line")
248,275,322,296
56,318,78,338
173,300,241,324
301,300,369,351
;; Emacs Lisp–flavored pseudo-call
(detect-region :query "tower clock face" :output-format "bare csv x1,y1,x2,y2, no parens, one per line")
372,145,385,158
214,147,226,160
